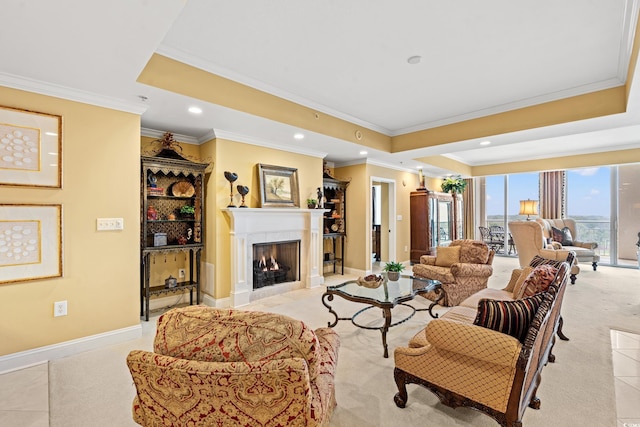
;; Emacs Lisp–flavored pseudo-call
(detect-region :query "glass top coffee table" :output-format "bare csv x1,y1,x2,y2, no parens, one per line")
321,275,442,358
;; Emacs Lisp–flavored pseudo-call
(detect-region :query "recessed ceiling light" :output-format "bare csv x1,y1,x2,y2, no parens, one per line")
360,150,368,155
294,133,305,140
407,55,422,65
188,106,203,114
480,140,491,146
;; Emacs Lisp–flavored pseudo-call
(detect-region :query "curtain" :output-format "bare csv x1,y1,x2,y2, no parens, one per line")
539,171,566,218
463,178,475,239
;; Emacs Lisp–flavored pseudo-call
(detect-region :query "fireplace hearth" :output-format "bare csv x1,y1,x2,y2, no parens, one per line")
253,240,299,288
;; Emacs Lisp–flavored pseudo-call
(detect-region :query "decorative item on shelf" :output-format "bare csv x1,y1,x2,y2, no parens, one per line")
331,210,339,218
167,213,176,221
224,171,238,207
317,187,323,208
148,173,158,188
177,235,187,245
519,199,539,221
237,185,249,208
307,198,317,209
179,205,195,219
186,228,193,243
171,180,195,197
151,232,167,247
146,206,158,221
330,223,339,232
417,168,427,191
147,186,164,196
165,275,177,288
383,261,405,281
357,274,384,288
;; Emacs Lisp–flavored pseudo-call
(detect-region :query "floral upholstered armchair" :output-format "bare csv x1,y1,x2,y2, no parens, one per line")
412,239,495,306
127,306,340,427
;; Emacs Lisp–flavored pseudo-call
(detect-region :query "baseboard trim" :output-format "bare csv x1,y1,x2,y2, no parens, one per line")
0,324,142,374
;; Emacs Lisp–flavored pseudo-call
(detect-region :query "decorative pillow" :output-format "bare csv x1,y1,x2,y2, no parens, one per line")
516,265,558,299
473,293,547,343
510,266,534,296
530,255,566,269
435,246,460,267
551,226,573,246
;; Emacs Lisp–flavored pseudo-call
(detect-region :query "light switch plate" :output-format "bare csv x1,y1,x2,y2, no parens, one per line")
97,218,124,231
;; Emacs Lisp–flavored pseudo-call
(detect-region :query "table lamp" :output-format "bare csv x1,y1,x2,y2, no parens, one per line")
519,199,539,220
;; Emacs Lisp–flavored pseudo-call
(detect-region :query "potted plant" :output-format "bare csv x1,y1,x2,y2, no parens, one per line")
441,175,467,240
180,205,195,218
383,261,405,281
441,175,468,195
306,198,317,209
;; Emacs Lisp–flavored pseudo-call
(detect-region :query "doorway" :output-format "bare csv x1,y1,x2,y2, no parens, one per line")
371,178,396,273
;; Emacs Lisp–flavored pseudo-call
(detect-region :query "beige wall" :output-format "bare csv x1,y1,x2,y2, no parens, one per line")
0,87,140,356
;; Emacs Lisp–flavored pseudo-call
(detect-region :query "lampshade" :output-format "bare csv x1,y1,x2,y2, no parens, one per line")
519,199,539,220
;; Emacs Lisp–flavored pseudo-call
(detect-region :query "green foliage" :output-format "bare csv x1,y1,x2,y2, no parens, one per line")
441,176,467,194
180,205,195,214
382,261,405,272
306,198,317,205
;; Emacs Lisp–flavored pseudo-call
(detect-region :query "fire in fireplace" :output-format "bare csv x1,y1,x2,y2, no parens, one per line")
253,240,300,289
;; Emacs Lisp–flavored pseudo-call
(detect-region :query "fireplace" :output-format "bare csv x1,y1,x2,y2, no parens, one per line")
253,240,300,288
223,208,325,307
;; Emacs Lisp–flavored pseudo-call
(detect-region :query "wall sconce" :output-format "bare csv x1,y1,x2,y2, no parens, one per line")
519,199,539,220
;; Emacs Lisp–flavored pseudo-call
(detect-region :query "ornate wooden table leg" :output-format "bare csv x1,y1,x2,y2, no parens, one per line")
556,315,570,341
381,307,392,358
427,287,445,318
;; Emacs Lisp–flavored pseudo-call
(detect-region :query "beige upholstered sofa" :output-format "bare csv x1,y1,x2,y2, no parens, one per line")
394,255,572,427
412,239,495,306
509,220,580,284
536,218,600,270
127,306,340,427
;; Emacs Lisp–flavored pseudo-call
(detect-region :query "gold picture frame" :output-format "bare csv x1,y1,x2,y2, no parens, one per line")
258,164,300,208
0,105,62,188
0,204,62,284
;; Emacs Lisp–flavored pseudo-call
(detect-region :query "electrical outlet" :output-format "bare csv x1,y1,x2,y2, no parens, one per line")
404,245,408,252
178,269,186,279
54,300,67,317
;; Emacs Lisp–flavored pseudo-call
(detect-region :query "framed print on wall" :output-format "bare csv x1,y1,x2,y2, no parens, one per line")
258,163,300,208
0,105,62,188
0,204,62,285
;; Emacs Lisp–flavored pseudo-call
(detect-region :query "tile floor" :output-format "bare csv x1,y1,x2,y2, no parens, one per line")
1,316,639,426
612,329,640,427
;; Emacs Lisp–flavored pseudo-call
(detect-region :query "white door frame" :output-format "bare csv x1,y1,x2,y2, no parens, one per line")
370,176,396,270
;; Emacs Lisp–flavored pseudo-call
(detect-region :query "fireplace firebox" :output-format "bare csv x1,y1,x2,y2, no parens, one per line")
253,240,300,289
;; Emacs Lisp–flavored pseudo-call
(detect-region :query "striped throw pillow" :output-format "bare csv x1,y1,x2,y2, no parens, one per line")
474,293,547,343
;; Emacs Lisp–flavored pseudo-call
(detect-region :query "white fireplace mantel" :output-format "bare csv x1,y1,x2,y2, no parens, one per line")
222,208,325,307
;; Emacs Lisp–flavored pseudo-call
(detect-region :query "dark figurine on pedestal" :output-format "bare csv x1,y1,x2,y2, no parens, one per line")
317,187,323,209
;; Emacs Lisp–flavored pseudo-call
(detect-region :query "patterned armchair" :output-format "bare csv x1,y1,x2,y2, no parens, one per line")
412,239,495,306
127,306,340,427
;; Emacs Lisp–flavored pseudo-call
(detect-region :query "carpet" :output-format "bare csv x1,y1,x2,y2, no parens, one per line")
49,256,639,426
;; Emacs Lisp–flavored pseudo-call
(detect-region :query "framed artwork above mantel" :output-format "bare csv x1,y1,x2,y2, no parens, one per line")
258,163,300,208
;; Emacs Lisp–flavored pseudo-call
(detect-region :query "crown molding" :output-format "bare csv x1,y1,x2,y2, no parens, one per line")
619,0,640,83
335,157,415,173
155,45,392,136
213,129,327,159
391,78,624,137
140,127,200,145
0,72,147,115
